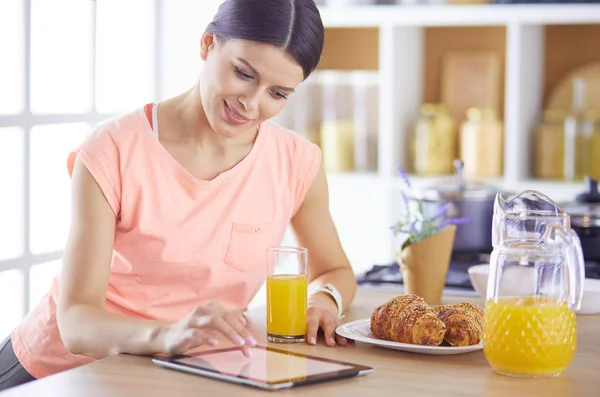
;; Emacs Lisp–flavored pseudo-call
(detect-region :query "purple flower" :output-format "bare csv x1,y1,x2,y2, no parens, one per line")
432,203,451,220
397,165,411,188
439,217,470,229
410,220,420,234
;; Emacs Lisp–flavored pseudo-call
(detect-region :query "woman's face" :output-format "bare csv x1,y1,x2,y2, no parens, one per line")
199,33,305,139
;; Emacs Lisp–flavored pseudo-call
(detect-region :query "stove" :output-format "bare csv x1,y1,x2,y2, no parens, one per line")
357,252,600,292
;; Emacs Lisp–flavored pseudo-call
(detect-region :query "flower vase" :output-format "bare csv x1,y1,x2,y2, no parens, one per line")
396,225,457,306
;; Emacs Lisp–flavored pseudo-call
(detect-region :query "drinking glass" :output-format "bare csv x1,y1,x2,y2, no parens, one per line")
266,246,308,343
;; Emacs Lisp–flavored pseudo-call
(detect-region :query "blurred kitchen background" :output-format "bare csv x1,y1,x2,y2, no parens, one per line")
1,0,600,335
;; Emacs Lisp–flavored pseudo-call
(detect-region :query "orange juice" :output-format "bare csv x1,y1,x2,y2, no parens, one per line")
484,296,577,377
266,274,308,339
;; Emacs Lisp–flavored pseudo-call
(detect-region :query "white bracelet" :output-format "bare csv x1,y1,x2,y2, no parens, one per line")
310,282,345,319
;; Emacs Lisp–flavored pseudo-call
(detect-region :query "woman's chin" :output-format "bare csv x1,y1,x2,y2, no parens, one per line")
214,119,255,139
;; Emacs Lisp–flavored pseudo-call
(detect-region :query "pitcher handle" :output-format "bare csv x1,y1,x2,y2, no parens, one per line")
564,229,586,310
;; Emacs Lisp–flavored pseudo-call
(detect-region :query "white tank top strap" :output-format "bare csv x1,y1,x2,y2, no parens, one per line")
151,101,160,139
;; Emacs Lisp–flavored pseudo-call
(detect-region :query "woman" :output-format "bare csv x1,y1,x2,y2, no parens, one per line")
0,0,357,391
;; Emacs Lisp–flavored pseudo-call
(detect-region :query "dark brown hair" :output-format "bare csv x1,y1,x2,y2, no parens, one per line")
206,0,324,80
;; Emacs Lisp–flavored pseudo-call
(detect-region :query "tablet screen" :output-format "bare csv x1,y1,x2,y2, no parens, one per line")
173,347,355,384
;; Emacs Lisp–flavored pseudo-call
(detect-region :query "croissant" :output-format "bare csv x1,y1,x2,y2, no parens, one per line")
432,302,484,346
370,294,446,346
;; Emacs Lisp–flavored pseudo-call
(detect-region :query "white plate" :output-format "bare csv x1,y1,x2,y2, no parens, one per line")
335,319,483,355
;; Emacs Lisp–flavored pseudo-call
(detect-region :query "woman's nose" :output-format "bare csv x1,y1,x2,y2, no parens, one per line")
239,90,260,112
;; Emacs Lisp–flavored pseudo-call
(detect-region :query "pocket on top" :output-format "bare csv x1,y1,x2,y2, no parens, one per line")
224,222,273,272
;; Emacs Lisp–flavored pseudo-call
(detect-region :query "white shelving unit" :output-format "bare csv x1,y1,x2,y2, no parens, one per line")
319,4,600,27
308,4,600,273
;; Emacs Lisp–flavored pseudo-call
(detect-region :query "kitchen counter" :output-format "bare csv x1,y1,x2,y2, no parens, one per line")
2,289,599,397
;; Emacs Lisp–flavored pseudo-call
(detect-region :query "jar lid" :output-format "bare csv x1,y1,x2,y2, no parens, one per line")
421,159,500,201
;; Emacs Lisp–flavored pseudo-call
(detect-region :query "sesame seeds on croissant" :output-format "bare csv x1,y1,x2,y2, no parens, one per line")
370,294,446,346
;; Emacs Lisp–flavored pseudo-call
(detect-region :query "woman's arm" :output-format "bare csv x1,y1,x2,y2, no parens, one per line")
57,157,254,359
57,156,169,358
290,163,357,344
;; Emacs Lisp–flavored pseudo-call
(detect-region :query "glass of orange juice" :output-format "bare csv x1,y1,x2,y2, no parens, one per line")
266,246,308,343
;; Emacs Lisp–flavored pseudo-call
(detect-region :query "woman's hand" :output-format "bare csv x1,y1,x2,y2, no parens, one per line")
306,293,348,347
154,301,257,357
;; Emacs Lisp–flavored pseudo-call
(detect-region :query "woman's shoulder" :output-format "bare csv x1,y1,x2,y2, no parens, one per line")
67,106,152,180
262,120,320,158
89,106,151,146
260,121,322,215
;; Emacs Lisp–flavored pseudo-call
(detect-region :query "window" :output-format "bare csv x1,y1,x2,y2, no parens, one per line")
160,0,222,98
30,0,93,114
0,0,24,115
0,270,24,338
29,123,90,255
0,128,25,262
95,0,156,113
29,260,62,312
0,0,226,337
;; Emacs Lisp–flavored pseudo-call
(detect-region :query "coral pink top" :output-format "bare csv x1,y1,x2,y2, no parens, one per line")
11,103,321,379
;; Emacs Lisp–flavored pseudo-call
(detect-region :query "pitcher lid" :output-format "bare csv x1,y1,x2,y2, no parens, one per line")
422,159,500,201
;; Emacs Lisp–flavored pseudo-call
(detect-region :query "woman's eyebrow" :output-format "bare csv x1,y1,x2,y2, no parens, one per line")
237,57,295,93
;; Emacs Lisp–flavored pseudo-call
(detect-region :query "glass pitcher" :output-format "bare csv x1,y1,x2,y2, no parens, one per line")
484,190,585,378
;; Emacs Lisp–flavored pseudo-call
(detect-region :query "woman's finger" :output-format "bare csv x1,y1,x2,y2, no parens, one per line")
188,328,219,350
169,328,214,355
333,319,347,345
306,315,320,345
320,315,337,347
190,314,245,346
225,312,257,346
241,345,253,358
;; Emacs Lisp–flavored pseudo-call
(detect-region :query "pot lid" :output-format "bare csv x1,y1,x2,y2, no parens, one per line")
561,177,600,227
421,159,500,201
575,177,600,203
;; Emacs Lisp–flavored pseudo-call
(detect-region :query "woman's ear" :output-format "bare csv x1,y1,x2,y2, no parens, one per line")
200,32,216,61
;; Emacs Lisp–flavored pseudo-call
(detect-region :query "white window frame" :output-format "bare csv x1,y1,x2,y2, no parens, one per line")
0,0,163,318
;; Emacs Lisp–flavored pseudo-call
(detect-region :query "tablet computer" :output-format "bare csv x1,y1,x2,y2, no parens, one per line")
152,345,374,390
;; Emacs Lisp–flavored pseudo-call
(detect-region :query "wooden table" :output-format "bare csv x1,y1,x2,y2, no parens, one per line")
2,288,599,397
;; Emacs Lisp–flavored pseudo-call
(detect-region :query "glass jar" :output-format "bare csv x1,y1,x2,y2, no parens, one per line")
459,108,503,179
563,78,594,181
320,71,355,172
533,109,568,180
587,109,600,180
412,103,457,175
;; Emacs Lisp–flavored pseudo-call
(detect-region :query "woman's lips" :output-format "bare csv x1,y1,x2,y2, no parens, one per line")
224,101,251,125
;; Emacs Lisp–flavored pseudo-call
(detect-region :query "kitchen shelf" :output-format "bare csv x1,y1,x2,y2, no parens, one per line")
299,4,600,271
319,4,600,27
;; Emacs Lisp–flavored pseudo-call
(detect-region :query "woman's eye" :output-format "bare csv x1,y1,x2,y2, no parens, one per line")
235,67,253,80
272,91,287,100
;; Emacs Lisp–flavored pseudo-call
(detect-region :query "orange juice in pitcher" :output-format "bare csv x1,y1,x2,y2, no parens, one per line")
486,191,585,378
484,296,577,377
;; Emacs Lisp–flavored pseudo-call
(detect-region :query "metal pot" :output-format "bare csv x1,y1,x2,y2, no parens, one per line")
560,177,600,261
421,160,504,254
